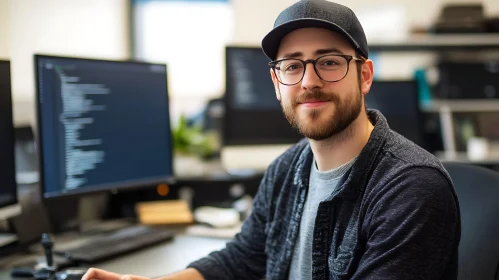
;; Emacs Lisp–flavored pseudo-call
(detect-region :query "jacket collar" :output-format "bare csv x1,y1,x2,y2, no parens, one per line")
295,109,389,200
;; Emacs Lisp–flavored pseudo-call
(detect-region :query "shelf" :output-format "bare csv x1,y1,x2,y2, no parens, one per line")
437,151,499,165
421,99,499,113
369,34,499,52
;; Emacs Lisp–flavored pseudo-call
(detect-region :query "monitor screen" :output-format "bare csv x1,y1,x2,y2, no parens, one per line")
365,80,426,149
223,46,303,146
0,60,21,219
35,55,173,198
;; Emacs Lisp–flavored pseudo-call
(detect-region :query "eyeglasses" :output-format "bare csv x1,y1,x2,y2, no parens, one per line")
269,54,363,86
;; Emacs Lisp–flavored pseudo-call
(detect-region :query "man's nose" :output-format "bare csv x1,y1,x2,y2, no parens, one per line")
301,63,323,91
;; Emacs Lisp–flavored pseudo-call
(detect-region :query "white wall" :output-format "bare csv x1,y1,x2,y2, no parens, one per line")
8,0,129,125
231,0,297,46
0,0,11,60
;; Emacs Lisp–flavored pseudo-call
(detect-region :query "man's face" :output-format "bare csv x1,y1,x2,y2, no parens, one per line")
271,28,365,141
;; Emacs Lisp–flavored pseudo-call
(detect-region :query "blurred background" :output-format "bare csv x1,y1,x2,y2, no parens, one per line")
0,0,496,123
1,0,499,162
0,0,499,278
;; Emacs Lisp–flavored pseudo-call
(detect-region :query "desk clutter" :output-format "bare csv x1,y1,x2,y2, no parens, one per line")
136,200,194,225
135,199,246,239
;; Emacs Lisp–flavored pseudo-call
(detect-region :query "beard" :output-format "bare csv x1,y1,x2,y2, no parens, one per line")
280,87,363,141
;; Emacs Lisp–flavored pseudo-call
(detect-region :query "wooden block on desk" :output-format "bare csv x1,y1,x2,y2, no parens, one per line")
136,200,194,225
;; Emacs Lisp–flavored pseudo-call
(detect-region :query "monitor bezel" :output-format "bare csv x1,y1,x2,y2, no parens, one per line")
0,60,22,219
34,54,175,200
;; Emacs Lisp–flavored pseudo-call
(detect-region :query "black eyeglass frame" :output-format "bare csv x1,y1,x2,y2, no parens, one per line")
268,54,364,86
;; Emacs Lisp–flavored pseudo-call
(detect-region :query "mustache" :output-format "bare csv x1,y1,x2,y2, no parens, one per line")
294,90,340,104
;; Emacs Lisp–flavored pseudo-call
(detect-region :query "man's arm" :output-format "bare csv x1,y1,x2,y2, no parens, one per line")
352,167,460,280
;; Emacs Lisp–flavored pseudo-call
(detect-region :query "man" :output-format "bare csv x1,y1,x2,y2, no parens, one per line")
83,0,460,279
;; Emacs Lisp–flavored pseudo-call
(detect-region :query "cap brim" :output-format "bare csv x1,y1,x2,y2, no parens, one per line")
261,18,363,60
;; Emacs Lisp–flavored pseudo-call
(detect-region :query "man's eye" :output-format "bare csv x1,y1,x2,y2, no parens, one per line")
322,60,339,66
284,64,301,71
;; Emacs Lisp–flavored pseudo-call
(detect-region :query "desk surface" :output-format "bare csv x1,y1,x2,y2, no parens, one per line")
0,234,230,279
95,235,229,277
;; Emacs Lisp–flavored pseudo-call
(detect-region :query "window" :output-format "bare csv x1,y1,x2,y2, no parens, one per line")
132,0,233,100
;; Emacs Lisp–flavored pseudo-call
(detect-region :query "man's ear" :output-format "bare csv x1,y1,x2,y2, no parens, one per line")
270,69,281,101
360,59,374,96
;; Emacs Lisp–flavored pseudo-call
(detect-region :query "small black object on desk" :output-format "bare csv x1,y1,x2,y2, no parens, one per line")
11,233,86,280
40,234,53,268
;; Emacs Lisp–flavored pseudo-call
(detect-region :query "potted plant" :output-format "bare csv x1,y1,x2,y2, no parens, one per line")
171,114,219,177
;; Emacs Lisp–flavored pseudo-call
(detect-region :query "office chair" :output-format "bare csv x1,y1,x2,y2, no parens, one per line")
443,161,499,280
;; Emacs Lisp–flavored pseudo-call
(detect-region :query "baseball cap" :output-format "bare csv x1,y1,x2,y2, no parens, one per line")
261,0,369,60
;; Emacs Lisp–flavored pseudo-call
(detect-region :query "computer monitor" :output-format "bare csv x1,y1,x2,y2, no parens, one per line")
365,80,427,149
0,60,22,220
222,46,303,171
35,55,174,199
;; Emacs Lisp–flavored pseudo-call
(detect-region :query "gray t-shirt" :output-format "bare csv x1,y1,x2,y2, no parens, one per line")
288,156,358,280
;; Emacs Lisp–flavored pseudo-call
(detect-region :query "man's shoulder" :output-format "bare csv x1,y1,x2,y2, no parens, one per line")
368,130,454,194
384,130,441,166
364,135,459,223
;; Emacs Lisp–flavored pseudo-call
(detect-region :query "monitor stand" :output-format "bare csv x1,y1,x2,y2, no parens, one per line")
44,192,123,235
11,184,130,247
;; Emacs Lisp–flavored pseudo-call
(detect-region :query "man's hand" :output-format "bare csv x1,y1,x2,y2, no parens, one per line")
81,267,204,280
81,268,150,280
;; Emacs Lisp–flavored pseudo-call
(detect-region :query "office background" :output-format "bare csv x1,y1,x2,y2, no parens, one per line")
1,1,499,278
1,0,498,127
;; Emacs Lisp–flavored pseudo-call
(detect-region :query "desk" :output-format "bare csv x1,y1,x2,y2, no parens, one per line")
0,234,230,279
93,235,229,277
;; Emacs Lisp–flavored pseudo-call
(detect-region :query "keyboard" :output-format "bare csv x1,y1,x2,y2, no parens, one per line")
54,225,175,263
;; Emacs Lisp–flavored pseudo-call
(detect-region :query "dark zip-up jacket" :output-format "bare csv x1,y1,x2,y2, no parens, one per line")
189,109,461,280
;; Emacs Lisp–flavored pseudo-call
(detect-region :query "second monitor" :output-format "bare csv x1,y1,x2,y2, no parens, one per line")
222,46,303,172
223,46,303,146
